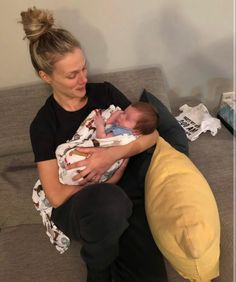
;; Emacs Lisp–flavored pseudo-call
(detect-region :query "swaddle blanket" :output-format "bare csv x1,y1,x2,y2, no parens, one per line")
32,105,137,253
56,105,137,185
175,104,221,141
32,180,70,254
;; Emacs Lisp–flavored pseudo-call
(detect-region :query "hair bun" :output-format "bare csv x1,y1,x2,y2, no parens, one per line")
20,7,54,41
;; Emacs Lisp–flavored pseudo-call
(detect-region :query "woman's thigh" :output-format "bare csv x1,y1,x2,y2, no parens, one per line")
112,201,168,282
51,183,133,241
113,151,168,282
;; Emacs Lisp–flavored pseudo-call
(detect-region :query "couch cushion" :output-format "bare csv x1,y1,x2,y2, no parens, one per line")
188,125,234,282
0,152,41,228
89,67,170,108
145,137,220,281
168,95,234,282
0,83,51,156
0,224,86,282
164,126,234,282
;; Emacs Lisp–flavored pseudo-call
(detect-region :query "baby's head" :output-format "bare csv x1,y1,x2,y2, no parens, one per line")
131,102,159,134
116,102,159,135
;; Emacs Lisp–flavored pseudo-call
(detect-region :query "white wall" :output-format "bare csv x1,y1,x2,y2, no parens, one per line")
0,0,234,100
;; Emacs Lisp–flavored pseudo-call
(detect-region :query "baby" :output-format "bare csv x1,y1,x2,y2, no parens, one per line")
95,102,158,138
56,102,159,185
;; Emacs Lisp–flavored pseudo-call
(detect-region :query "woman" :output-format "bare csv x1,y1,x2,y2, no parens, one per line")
20,7,168,282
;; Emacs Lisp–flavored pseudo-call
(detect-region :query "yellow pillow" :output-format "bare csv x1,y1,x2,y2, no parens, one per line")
145,137,220,281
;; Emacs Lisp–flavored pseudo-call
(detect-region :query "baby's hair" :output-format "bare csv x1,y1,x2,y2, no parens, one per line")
132,102,159,135
20,7,81,74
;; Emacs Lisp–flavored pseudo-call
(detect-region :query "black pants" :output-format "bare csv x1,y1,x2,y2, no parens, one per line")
52,183,132,270
52,149,168,282
112,149,168,282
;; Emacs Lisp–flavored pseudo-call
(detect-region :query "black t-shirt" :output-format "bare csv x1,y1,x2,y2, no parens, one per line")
30,82,130,162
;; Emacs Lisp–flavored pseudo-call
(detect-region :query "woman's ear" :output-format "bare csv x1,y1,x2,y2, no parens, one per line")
39,70,51,84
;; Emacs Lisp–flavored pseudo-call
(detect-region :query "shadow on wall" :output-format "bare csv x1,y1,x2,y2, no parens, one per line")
55,7,108,74
158,3,203,58
167,37,233,114
167,76,233,116
134,2,233,111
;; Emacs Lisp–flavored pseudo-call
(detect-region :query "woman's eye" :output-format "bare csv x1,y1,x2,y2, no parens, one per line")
67,74,76,79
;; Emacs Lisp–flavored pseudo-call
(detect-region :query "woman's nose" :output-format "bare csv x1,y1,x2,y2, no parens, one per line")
78,71,88,84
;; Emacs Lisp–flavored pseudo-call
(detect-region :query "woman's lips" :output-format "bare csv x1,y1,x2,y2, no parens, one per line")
75,85,86,91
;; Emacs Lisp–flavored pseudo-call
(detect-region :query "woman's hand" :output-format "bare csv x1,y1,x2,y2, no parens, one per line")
66,131,159,185
66,147,117,185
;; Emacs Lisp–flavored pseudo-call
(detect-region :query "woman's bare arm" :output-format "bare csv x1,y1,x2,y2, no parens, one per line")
67,130,159,184
37,159,82,208
106,158,129,184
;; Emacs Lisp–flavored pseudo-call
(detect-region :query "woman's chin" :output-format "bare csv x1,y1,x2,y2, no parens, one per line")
73,87,86,97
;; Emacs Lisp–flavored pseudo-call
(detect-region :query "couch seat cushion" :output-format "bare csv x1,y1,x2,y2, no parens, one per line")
0,152,41,228
0,224,86,282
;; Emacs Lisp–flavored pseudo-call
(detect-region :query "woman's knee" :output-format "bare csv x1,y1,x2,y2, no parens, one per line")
73,184,133,240
96,183,133,223
72,183,132,216
96,183,132,214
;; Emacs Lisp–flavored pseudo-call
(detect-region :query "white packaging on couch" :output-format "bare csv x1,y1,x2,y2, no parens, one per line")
175,103,221,141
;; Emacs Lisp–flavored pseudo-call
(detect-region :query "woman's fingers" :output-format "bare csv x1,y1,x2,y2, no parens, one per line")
66,147,106,169
72,167,101,185
76,147,105,154
67,146,117,185
119,158,129,169
72,166,92,180
66,158,88,170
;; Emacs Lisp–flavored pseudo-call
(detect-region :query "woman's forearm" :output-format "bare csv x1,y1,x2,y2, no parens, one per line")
37,160,82,208
65,130,159,184
47,182,81,208
108,130,158,160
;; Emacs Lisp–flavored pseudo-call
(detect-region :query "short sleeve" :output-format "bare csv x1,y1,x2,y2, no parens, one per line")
105,82,131,110
30,116,56,162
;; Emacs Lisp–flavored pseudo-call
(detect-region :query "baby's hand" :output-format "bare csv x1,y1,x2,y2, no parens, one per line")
94,110,105,127
106,110,123,124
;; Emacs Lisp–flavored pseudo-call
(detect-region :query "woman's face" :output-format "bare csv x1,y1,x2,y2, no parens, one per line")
46,48,88,100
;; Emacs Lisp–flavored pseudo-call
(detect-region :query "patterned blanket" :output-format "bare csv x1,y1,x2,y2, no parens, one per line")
56,105,136,184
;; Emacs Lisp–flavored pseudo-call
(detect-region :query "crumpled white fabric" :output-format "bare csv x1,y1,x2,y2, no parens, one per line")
32,180,70,254
175,103,221,141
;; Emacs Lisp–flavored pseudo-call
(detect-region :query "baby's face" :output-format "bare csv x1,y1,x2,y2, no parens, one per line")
115,106,141,130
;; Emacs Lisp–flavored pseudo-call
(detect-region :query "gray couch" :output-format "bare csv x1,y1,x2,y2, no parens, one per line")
0,67,234,282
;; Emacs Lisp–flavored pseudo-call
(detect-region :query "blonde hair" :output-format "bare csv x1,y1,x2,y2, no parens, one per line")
20,7,81,74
